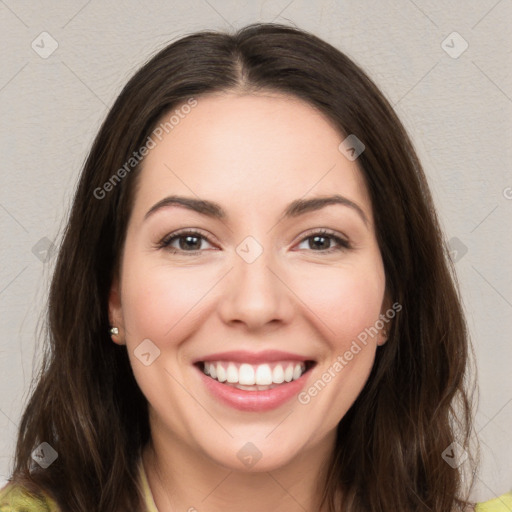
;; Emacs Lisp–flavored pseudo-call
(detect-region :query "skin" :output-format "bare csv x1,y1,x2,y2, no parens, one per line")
109,92,390,511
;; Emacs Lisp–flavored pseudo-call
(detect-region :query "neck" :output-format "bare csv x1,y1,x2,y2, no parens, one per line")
142,423,336,512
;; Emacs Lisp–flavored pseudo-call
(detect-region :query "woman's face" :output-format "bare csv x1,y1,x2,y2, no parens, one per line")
110,92,389,471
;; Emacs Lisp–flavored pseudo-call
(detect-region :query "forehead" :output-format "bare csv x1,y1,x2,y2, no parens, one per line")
132,92,372,224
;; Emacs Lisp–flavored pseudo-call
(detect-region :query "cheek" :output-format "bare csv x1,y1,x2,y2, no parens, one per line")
294,267,383,426
120,255,216,346
119,260,215,408
289,261,385,345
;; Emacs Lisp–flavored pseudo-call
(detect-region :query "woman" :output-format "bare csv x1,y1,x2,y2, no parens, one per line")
1,22,510,512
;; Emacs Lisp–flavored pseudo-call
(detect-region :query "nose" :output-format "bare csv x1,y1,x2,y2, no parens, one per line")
216,244,295,331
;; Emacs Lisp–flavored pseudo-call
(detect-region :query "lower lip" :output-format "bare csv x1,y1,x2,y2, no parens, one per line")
196,364,314,412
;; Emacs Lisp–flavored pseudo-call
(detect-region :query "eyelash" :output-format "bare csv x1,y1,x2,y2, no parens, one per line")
156,229,351,255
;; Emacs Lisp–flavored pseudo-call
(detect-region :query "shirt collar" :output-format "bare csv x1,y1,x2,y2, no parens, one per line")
137,453,159,512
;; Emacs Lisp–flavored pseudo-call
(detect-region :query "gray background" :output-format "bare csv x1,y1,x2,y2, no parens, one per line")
0,0,511,504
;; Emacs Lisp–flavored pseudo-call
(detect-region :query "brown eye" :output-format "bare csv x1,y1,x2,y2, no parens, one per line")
308,234,332,250
158,230,214,253
296,230,350,253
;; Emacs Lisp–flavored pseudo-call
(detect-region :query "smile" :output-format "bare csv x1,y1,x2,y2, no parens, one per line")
193,352,317,411
199,360,314,390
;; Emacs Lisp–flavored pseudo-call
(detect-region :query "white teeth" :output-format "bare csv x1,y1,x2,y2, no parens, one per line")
255,364,273,385
284,364,294,382
201,361,308,386
226,363,238,383
292,364,302,380
272,364,285,383
216,363,227,382
239,364,255,385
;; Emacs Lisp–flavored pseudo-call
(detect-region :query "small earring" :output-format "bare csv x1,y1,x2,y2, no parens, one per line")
110,326,119,336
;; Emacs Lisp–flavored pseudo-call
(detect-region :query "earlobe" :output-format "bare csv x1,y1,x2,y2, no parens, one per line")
377,328,389,346
108,276,125,346
377,291,392,346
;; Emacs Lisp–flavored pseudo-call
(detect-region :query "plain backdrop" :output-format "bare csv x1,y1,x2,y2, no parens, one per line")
0,0,511,504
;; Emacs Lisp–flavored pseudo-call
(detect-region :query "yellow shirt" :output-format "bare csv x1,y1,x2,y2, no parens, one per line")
0,457,157,512
0,458,510,511
475,492,512,512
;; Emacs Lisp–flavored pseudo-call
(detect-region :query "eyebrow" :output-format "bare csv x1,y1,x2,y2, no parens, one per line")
144,194,369,227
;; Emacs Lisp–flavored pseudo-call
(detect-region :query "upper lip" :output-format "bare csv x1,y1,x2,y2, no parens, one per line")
193,350,315,365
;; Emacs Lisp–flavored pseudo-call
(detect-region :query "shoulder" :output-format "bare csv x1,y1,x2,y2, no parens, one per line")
475,492,512,512
0,481,59,512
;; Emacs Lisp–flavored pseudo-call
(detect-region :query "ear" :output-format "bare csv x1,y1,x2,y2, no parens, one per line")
377,291,393,347
108,275,125,346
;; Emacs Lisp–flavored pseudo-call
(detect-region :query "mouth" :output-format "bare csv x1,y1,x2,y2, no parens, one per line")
192,350,317,411
194,360,316,391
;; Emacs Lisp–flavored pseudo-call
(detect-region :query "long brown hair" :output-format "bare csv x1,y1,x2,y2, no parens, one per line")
7,22,478,511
